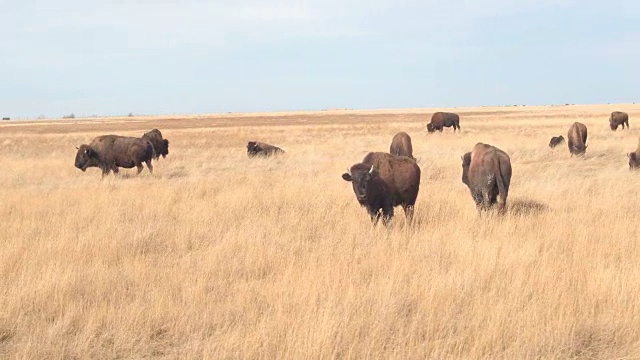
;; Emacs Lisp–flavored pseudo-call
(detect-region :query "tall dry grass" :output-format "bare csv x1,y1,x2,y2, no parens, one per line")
1,104,640,359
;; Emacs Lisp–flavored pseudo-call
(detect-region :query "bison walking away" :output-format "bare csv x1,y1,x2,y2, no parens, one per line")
246,141,285,157
609,111,629,131
75,135,154,177
549,136,565,148
389,132,415,160
142,129,169,159
567,122,588,156
461,143,512,214
627,137,640,170
427,112,460,133
342,152,420,226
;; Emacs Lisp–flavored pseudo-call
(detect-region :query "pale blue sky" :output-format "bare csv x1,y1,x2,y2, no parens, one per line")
2,0,638,119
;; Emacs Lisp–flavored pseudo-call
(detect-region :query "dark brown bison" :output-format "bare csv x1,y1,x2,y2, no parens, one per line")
549,135,565,148
342,152,420,226
246,141,285,157
627,137,640,170
142,129,169,159
75,135,154,177
609,111,629,131
2,117,9,121
461,143,512,213
426,112,460,133
567,122,588,156
389,132,415,160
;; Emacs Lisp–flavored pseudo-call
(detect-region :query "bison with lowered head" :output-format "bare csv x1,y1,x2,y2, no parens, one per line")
427,112,460,133
389,132,415,160
246,141,285,157
549,135,565,148
461,143,512,214
609,111,629,131
342,152,420,226
142,129,169,159
75,135,154,177
567,122,588,156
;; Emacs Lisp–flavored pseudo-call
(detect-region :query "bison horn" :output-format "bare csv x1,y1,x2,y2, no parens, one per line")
75,146,79,150
369,165,374,174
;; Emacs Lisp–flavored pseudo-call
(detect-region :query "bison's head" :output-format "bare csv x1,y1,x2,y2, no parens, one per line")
161,139,169,158
460,152,472,186
610,122,618,131
246,141,261,157
74,145,96,171
426,123,435,133
342,164,379,203
572,144,587,156
628,152,640,170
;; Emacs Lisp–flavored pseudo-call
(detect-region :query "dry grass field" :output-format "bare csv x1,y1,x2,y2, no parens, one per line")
1,104,640,359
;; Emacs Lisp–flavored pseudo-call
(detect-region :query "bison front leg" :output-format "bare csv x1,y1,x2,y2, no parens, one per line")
145,160,154,174
381,207,394,227
136,162,144,174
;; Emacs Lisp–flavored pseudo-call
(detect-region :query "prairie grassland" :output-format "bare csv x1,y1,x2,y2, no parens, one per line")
1,104,640,359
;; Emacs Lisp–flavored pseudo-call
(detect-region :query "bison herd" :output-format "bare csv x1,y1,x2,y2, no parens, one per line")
74,110,635,226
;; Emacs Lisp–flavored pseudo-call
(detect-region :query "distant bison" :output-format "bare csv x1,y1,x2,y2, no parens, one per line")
461,143,512,213
609,111,629,131
75,135,154,177
567,122,588,156
627,137,640,170
389,132,415,160
342,152,420,226
548,135,565,148
246,141,285,157
142,129,169,159
1,117,9,121
427,112,460,133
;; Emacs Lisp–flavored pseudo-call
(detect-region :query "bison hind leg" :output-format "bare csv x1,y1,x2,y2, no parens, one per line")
402,204,414,223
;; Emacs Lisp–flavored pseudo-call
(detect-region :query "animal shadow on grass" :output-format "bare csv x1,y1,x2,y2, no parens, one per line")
508,198,549,216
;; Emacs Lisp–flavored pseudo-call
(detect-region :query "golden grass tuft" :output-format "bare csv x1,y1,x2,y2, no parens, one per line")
1,104,640,359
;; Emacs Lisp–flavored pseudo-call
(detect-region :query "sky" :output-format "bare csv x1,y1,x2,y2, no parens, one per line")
1,0,639,118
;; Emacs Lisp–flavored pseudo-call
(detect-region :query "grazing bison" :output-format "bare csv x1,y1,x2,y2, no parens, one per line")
426,112,460,133
342,152,420,226
609,111,629,131
461,143,512,213
2,117,9,121
549,136,565,148
389,132,415,160
246,141,285,157
75,135,154,177
567,122,588,156
142,129,169,159
627,137,640,170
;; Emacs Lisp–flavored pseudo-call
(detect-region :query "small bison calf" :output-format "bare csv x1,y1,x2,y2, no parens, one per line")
549,135,565,148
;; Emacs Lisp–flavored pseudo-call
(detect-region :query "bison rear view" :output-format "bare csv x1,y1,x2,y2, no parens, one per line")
460,143,512,214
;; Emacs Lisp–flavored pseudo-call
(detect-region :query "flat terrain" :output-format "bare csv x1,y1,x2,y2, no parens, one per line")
1,104,640,359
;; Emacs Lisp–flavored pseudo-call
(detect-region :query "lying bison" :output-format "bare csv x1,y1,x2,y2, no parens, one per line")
609,111,629,131
246,141,285,157
75,135,154,177
461,143,512,213
549,135,565,148
567,122,588,156
342,152,420,226
427,112,460,133
627,137,640,170
142,129,169,159
389,132,415,160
